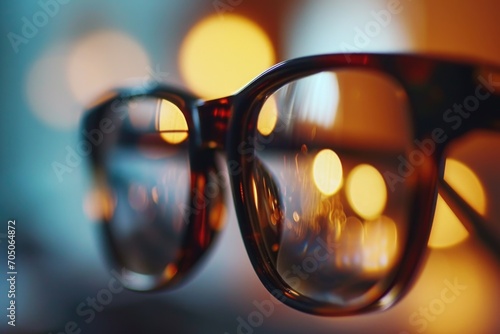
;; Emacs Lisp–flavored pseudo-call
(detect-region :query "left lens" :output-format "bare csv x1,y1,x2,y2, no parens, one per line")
91,96,224,290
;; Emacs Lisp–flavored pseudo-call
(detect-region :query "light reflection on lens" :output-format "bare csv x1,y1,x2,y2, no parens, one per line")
163,263,178,280
293,72,340,128
257,96,278,136
312,149,343,196
151,186,159,204
362,216,398,273
346,164,387,220
335,216,364,269
251,176,259,211
156,99,188,144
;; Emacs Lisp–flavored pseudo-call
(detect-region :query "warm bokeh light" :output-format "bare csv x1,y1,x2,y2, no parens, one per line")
179,14,275,99
83,187,115,222
428,195,469,249
335,216,364,269
257,96,278,136
312,149,343,196
443,158,486,214
156,99,188,144
67,30,150,104
346,164,387,220
252,176,259,211
398,247,497,334
164,263,178,280
362,216,398,273
428,159,486,248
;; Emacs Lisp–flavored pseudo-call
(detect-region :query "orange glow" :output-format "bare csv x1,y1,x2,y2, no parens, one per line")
429,159,486,248
362,216,398,273
399,247,497,334
252,176,259,211
312,149,343,196
346,164,387,220
151,186,159,204
156,100,188,144
257,96,278,136
163,263,178,280
179,14,275,99
83,187,115,222
443,159,486,214
335,216,364,269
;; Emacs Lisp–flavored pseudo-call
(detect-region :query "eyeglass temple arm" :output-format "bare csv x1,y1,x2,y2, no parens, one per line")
437,178,500,258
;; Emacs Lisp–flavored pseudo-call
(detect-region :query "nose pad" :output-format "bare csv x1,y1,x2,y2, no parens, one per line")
250,156,284,264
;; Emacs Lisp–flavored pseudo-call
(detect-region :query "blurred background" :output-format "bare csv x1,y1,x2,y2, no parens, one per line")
1,0,499,333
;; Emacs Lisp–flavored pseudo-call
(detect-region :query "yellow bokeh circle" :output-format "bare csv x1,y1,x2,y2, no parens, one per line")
312,149,343,196
428,159,486,248
346,164,387,220
179,14,275,99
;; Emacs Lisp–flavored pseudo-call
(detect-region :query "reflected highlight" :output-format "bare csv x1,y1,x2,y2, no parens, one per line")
295,72,340,128
346,164,387,220
156,100,188,144
312,149,343,196
257,96,278,136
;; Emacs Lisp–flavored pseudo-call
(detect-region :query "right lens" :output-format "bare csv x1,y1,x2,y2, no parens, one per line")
90,96,224,290
246,69,417,312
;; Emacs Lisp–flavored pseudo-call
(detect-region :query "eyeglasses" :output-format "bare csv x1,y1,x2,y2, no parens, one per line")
82,53,500,316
